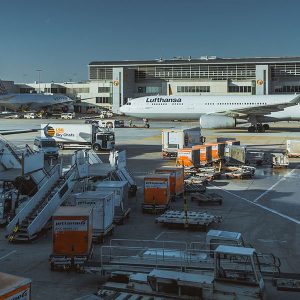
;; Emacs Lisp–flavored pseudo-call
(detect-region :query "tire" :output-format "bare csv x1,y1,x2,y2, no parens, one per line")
106,122,113,128
263,124,270,130
57,143,64,150
93,144,101,151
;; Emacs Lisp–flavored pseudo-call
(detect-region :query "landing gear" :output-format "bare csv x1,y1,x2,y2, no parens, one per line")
263,124,270,130
247,123,269,133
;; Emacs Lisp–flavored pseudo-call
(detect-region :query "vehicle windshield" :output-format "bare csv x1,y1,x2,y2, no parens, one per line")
41,140,57,147
108,134,115,141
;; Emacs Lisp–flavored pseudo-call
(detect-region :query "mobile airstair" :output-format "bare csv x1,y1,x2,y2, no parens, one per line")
6,163,78,242
0,135,49,190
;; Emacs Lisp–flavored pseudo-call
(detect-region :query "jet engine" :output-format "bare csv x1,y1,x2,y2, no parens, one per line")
200,115,236,129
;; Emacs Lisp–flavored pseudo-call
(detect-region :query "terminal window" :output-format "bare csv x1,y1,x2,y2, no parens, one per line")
98,87,110,93
177,86,210,93
96,97,111,104
228,86,251,93
274,85,300,93
137,86,161,93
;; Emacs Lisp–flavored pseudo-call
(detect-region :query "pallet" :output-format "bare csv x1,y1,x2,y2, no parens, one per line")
184,182,206,193
225,171,254,179
113,208,131,225
92,224,115,244
142,203,169,214
155,210,222,231
190,192,223,205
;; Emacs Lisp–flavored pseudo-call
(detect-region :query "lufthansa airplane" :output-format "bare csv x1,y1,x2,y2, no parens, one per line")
0,81,74,112
120,94,300,132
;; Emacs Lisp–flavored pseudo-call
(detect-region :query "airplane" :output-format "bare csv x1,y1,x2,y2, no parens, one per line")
0,81,74,113
119,94,300,132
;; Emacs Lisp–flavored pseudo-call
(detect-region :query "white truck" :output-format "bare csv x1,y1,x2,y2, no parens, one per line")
41,123,115,151
33,137,59,159
162,127,205,158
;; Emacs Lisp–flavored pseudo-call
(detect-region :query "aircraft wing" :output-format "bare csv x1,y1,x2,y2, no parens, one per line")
220,94,300,118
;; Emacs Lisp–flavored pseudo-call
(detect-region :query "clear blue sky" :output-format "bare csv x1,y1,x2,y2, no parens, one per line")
1,0,299,83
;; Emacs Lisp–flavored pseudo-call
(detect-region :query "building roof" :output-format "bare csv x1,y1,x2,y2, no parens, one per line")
89,56,300,67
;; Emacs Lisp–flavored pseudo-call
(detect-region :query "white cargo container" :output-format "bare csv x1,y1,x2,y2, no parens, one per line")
162,127,205,158
74,191,114,237
41,123,115,151
91,181,128,209
286,140,300,157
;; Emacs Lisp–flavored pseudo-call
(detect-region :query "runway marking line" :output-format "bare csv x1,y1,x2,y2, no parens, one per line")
0,250,17,261
208,183,300,225
253,166,299,203
154,231,165,240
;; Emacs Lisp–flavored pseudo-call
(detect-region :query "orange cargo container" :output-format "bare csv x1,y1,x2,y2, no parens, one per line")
177,148,193,167
0,272,31,300
52,206,93,256
143,174,170,210
192,145,212,164
205,143,225,160
155,166,184,197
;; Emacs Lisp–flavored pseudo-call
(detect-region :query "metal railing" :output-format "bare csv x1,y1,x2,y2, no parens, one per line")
27,166,77,236
6,165,60,235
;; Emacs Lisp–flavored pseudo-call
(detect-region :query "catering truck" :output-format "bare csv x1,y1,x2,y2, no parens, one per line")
41,123,115,151
162,127,205,158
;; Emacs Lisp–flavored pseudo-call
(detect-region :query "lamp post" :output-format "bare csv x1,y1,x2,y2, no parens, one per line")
36,69,42,93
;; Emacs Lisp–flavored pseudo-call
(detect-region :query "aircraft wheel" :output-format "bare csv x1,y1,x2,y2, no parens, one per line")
248,126,255,133
257,126,265,133
263,124,270,130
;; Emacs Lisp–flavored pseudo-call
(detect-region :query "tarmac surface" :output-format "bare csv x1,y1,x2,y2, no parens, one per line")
0,117,300,299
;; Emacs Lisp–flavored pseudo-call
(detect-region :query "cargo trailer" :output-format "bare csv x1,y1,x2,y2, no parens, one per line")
143,174,171,213
74,191,114,242
162,127,205,158
41,123,115,151
50,206,93,271
0,272,31,300
91,181,130,224
155,166,184,198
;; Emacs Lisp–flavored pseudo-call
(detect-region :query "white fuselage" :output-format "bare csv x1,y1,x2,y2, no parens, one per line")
120,95,300,121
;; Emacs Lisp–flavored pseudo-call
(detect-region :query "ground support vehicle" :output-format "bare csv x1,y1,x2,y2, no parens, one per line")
50,206,93,271
271,153,289,168
155,210,222,231
91,180,130,225
286,139,300,157
190,192,223,205
0,271,32,299
41,123,115,151
74,191,115,243
33,137,59,159
142,174,171,214
155,166,184,200
94,245,273,299
61,112,75,119
161,127,205,158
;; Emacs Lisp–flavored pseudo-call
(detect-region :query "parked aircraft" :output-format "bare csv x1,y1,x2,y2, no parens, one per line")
120,94,300,132
0,81,74,112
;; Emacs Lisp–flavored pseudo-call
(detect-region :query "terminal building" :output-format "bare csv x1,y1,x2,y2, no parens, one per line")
88,56,300,113
5,56,300,113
